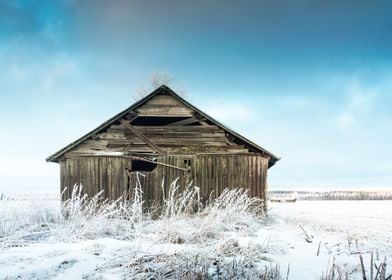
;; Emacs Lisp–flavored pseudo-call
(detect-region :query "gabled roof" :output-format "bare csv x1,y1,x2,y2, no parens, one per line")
47,85,280,166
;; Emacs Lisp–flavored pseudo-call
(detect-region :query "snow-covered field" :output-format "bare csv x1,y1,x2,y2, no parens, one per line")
0,189,391,279
269,201,392,278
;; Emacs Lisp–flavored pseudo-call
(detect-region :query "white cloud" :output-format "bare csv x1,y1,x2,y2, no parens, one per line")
204,103,255,123
336,79,379,130
41,55,80,93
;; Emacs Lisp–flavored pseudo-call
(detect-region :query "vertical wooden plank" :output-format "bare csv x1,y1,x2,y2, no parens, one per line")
87,158,92,198
223,155,227,195
102,157,107,198
221,155,226,194
251,155,257,197
256,156,260,199
215,156,219,200
118,158,123,199
89,158,94,198
63,160,68,200
67,159,71,197
77,159,82,196
240,155,245,190
205,155,209,197
167,156,172,199
207,155,211,197
200,155,204,199
95,158,100,196
239,155,242,189
263,158,269,209
111,158,115,199
107,159,112,200
194,155,199,193
60,161,65,200
236,156,240,188
239,155,244,190
70,159,75,196
121,158,126,198
114,158,119,199
249,156,253,196
155,158,160,203
247,155,250,193
230,155,234,189
67,159,72,199
225,155,229,193
81,158,86,197
253,156,257,198
159,157,165,203
225,155,230,190
229,155,234,189
215,155,219,197
210,155,214,197
101,157,106,197
75,158,80,195
258,156,263,200
250,155,254,197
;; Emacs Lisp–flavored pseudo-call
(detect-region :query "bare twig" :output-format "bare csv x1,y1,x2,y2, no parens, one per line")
286,263,290,280
298,223,312,243
359,254,367,280
370,251,373,280
317,241,321,256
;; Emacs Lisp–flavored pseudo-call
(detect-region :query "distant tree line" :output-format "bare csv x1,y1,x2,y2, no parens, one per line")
268,190,392,200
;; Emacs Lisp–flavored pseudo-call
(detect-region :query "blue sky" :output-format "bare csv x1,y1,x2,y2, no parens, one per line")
1,0,392,191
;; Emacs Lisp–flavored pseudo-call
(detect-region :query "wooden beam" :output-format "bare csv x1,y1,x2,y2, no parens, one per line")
192,112,209,126
119,119,166,156
127,155,188,171
124,111,138,121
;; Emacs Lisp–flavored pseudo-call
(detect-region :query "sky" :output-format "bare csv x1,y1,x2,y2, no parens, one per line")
1,0,392,192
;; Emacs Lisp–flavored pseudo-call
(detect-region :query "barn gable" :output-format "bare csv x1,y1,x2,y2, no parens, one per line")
47,85,279,167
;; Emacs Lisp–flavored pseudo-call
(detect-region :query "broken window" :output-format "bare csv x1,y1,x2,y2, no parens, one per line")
131,159,157,172
184,158,191,166
183,157,192,173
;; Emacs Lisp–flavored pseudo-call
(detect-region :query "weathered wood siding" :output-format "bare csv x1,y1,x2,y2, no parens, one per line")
131,154,269,204
60,154,269,204
60,156,131,200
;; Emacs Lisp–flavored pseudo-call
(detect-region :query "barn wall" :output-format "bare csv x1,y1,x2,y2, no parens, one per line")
60,154,269,205
60,156,131,200
143,154,269,203
109,154,269,205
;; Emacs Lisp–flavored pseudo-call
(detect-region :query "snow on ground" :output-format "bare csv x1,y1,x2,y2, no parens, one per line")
268,201,392,278
0,191,391,279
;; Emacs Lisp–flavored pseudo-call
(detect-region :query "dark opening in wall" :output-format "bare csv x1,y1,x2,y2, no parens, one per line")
131,160,157,172
131,116,188,126
184,158,192,166
130,116,204,126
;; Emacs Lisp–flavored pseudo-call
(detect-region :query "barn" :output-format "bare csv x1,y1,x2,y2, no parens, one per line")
47,85,279,209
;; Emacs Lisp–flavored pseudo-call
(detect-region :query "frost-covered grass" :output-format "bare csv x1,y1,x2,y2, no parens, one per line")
0,179,277,279
1,183,392,279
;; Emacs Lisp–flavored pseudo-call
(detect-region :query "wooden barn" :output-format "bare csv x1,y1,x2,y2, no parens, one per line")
47,85,279,208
